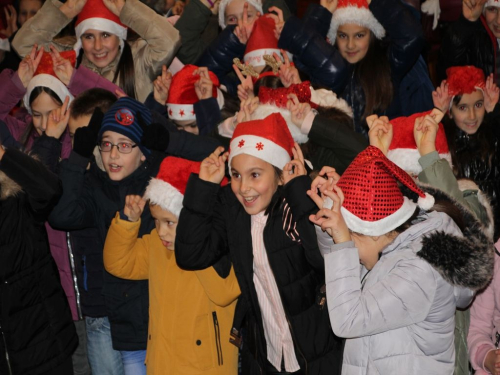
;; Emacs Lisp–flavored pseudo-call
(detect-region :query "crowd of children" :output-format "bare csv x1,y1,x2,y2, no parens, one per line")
0,0,500,373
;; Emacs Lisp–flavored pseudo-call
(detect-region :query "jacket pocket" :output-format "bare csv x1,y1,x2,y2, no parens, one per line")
193,313,215,370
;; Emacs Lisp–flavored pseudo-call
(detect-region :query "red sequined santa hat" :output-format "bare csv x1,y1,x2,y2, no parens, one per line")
229,112,294,173
337,146,434,236
387,111,451,175
73,0,128,53
327,0,385,45
144,156,228,217
166,65,223,122
23,50,76,114
244,16,282,68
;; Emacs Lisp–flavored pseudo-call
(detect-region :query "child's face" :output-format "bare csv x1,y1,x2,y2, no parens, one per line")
99,131,145,181
18,0,43,26
224,0,260,26
68,114,92,146
230,154,281,215
450,89,485,135
31,92,62,135
336,24,371,64
150,204,177,250
485,7,500,38
173,119,199,135
81,29,121,69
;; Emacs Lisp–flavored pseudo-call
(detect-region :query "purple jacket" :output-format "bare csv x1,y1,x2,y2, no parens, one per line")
468,240,500,374
0,66,120,320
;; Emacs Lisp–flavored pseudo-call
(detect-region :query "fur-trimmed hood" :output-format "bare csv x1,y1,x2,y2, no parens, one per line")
400,183,495,291
0,169,22,200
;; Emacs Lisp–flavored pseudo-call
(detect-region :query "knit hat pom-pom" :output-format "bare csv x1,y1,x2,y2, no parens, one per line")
418,193,435,211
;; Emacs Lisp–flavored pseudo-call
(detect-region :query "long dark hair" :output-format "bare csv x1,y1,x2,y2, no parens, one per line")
77,42,136,99
21,86,62,147
354,33,393,122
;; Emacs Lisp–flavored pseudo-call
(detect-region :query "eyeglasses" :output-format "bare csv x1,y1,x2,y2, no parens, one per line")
98,141,138,154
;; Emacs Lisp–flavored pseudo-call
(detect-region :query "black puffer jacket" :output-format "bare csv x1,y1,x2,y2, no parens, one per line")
176,175,344,374
438,14,496,83
279,0,424,137
0,149,77,374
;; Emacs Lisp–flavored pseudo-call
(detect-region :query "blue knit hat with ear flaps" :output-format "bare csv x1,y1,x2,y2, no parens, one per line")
99,97,152,157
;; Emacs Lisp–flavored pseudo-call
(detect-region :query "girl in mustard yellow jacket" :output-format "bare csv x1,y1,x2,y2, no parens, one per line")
103,156,240,375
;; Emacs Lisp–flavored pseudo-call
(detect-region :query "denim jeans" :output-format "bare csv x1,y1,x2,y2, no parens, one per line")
120,350,146,375
86,316,124,375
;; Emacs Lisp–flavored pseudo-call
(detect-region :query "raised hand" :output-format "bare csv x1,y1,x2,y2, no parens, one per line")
199,146,228,184
432,80,452,113
73,107,103,158
282,143,307,184
367,115,392,156
463,0,487,21
103,0,126,16
275,51,300,88
17,44,44,88
0,5,18,38
287,94,312,129
124,195,147,222
234,2,256,44
50,45,74,86
60,0,88,19
236,96,259,124
45,96,71,139
308,166,340,211
414,113,440,157
320,0,338,13
234,63,254,102
266,6,284,39
193,67,214,100
484,73,500,112
153,65,172,105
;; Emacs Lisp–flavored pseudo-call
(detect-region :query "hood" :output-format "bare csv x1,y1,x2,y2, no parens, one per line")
399,183,495,291
0,170,22,200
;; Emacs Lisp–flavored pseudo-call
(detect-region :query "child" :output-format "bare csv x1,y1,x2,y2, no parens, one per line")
175,113,344,374
309,145,494,374
0,140,77,374
103,156,240,374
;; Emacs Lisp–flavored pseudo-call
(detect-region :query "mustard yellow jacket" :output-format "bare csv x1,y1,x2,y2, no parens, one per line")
104,213,240,375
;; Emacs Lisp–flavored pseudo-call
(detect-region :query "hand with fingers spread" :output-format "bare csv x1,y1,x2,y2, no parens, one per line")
282,143,307,184
320,0,338,13
60,0,88,18
153,65,172,105
194,67,214,101
275,51,300,88
236,96,259,124
463,0,487,21
432,80,452,113
234,63,254,102
234,3,256,44
199,146,228,184
287,94,312,129
266,6,284,39
367,116,392,156
309,166,340,211
45,96,71,139
124,195,147,222
17,44,44,88
138,112,170,152
484,73,500,112
414,114,440,157
103,0,125,16
50,45,74,86
73,107,103,158
0,5,18,38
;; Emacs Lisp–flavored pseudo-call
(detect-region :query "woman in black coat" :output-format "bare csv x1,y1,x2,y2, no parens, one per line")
0,142,77,374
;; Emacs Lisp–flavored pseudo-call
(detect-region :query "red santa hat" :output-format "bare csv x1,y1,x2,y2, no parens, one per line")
166,65,223,122
73,0,128,53
144,156,228,217
23,50,76,114
243,16,282,68
387,111,452,175
337,146,435,236
446,66,486,112
327,0,385,45
218,0,263,29
229,112,294,173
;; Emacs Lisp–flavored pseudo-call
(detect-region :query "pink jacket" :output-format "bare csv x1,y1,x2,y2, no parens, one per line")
468,239,500,374
0,66,120,320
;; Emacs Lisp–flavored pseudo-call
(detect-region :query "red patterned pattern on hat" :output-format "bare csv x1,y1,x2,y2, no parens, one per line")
327,0,385,45
36,50,77,76
337,146,434,236
446,66,486,96
166,65,220,121
244,16,281,67
258,81,317,108
388,111,451,175
144,156,227,217
229,113,294,172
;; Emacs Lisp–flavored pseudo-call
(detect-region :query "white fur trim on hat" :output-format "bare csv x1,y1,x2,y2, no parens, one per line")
244,48,281,67
218,0,263,29
73,18,128,53
23,74,74,114
143,178,184,218
484,0,500,9
251,104,309,144
327,7,385,45
229,134,290,173
167,103,196,121
387,148,452,176
310,88,353,117
341,196,417,236
0,37,10,52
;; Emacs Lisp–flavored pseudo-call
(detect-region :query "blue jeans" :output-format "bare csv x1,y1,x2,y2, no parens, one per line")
86,316,124,375
120,350,146,375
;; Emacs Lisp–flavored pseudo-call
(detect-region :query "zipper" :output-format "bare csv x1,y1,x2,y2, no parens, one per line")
0,322,13,375
66,233,83,320
212,312,223,366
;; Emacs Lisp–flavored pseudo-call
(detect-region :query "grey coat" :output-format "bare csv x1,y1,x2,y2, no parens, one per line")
322,203,493,375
